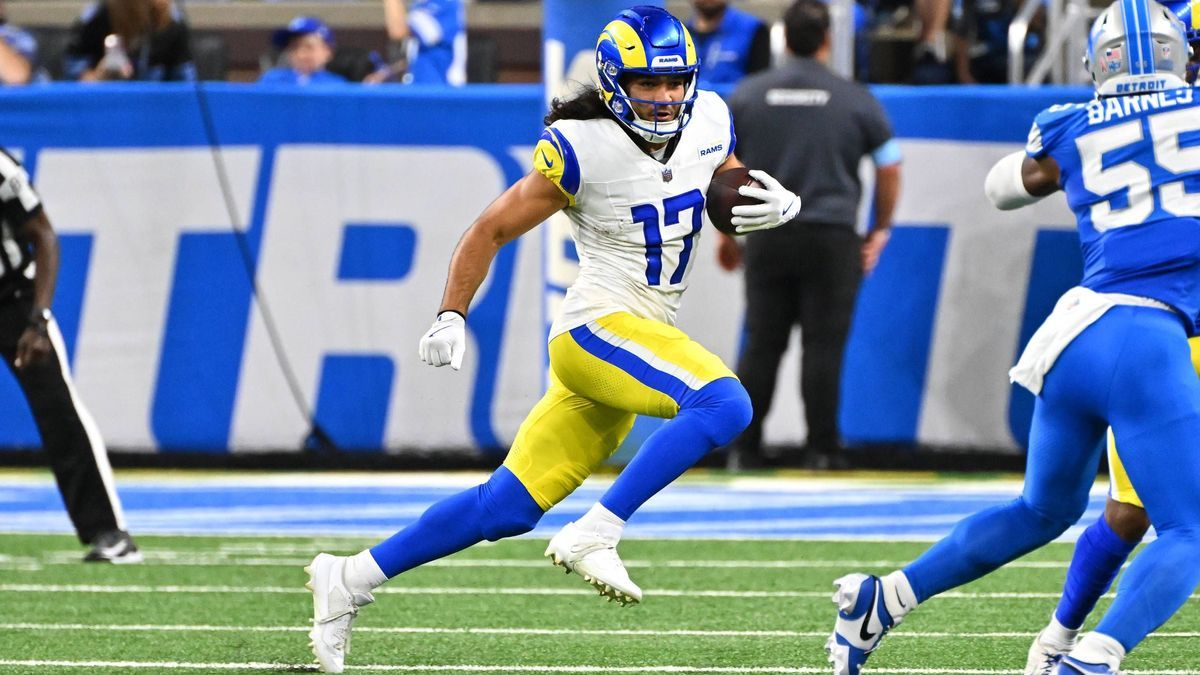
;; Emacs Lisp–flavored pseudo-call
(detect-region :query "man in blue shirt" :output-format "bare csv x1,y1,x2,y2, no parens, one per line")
827,2,1200,674
259,16,347,86
687,0,771,88
381,0,465,85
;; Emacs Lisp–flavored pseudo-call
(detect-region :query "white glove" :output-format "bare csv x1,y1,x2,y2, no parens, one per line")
731,169,801,234
418,311,466,370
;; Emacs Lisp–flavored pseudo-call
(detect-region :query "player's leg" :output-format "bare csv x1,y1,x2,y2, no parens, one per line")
308,377,632,672
828,316,1116,675
0,302,135,561
796,224,861,468
1066,315,1200,672
1026,437,1148,675
1032,335,1199,672
558,313,750,517
367,377,631,577
732,236,801,467
544,312,751,601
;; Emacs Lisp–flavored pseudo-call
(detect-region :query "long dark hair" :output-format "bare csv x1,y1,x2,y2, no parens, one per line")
544,85,613,126
107,0,170,49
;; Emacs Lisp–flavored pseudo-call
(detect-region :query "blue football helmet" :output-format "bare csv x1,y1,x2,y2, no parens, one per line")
595,6,700,143
1084,0,1192,95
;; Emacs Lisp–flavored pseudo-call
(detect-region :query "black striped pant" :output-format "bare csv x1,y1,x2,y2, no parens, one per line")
0,293,125,544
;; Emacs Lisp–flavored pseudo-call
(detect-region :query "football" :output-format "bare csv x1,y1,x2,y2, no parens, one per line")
705,167,765,235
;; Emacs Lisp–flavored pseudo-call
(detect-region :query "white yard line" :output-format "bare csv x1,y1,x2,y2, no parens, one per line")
0,662,1194,675
0,583,1174,600
15,553,1075,570
3,623,1200,640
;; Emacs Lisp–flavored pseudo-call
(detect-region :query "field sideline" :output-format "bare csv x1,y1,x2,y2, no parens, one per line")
0,470,1194,674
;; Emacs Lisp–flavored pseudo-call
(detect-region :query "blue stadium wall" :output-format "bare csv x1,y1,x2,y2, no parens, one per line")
0,83,1091,455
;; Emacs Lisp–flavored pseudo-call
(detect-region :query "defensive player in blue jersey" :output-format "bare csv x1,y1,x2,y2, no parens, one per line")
826,2,1200,674
300,7,800,673
1023,9,1200,673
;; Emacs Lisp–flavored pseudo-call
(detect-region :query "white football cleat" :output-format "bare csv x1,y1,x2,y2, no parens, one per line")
306,553,375,673
545,521,642,606
826,573,895,675
1026,628,1073,675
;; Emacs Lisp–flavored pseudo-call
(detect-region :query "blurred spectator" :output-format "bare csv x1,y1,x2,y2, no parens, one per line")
380,0,465,85
718,0,901,470
64,0,195,81
687,0,771,89
0,0,37,85
951,0,1042,83
260,16,347,85
910,0,955,83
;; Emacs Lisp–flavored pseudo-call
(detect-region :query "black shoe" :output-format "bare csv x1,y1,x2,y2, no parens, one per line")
84,529,143,564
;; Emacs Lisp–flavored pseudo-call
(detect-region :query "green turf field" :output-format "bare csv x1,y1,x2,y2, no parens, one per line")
0,533,1193,674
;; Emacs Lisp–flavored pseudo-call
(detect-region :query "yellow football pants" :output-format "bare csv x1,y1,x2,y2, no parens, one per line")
1108,336,1200,508
502,312,735,510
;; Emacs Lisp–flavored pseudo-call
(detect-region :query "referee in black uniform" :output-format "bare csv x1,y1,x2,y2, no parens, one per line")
0,148,140,562
718,0,901,470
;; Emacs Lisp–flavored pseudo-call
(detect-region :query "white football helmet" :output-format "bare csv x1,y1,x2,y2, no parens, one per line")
1084,0,1192,95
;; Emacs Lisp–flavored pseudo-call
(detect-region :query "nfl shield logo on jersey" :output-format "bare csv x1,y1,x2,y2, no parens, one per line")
662,167,673,182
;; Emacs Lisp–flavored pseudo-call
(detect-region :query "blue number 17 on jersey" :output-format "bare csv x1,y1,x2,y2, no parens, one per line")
632,189,705,286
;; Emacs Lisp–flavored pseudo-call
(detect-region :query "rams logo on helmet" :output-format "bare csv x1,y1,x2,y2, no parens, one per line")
595,6,700,144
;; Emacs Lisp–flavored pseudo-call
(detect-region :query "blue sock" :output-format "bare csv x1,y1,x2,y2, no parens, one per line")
1054,516,1139,630
369,467,543,578
904,496,1077,603
600,377,751,520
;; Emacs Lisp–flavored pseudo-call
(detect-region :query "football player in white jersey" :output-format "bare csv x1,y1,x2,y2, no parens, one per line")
302,6,800,672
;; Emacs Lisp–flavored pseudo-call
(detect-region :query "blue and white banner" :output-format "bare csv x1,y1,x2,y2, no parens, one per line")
0,83,1091,454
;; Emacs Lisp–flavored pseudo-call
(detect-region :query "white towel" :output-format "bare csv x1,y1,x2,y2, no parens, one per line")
1009,286,1173,395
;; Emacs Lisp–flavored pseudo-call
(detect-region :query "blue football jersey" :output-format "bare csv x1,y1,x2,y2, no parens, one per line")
1026,87,1200,326
407,0,465,85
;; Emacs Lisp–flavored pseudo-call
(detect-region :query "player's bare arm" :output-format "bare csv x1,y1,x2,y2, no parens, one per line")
1021,155,1061,197
15,209,58,369
419,170,566,370
985,151,1061,210
437,170,567,317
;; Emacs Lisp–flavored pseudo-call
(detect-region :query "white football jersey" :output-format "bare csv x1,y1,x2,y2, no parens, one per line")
534,90,736,339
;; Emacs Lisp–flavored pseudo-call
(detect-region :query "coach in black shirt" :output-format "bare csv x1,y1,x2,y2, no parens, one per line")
0,150,140,562
718,0,901,470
